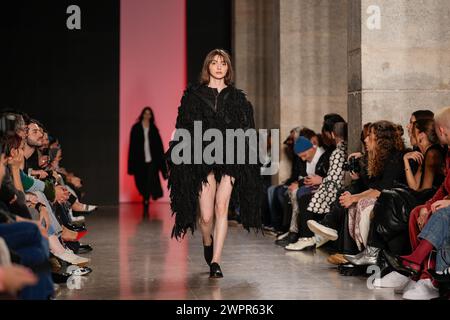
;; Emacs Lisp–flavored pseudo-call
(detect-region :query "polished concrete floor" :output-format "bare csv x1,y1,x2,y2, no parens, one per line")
57,203,400,300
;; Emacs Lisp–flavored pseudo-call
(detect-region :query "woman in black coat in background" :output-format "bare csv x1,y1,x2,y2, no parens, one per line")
128,107,167,209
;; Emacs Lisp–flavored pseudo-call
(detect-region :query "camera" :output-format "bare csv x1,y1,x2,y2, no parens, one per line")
343,156,361,173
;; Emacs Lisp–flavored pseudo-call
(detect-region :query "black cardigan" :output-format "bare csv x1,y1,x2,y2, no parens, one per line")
127,122,167,178
166,84,263,239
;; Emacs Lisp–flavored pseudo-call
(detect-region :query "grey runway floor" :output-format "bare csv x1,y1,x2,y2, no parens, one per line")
56,203,400,300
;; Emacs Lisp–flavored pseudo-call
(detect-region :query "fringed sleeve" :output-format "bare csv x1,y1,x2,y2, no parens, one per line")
235,97,264,233
166,90,201,239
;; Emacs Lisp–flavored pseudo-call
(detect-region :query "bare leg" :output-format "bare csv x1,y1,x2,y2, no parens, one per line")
198,172,216,246
212,175,235,263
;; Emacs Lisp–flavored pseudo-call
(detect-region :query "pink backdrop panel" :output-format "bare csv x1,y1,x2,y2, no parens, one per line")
120,0,186,203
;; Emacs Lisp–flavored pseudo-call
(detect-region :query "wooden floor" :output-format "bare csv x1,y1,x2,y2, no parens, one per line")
56,203,400,300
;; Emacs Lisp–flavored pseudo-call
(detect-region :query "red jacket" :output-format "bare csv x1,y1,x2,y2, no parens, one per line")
426,150,450,211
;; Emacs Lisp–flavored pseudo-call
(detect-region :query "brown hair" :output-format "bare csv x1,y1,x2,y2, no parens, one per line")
414,119,439,145
393,123,406,152
367,121,400,178
1,133,23,157
200,49,234,85
361,122,372,143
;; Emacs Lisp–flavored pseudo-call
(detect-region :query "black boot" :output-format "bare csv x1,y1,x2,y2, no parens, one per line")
203,235,213,266
209,262,223,278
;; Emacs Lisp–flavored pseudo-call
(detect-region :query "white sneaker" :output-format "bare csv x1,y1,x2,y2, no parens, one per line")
285,237,315,251
82,205,97,212
54,250,90,267
395,278,417,294
69,209,85,223
277,231,289,241
307,220,338,241
402,279,439,300
373,271,410,288
315,234,329,248
71,216,85,223
86,205,97,212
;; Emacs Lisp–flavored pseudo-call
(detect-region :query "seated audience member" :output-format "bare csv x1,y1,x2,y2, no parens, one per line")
276,114,344,246
0,136,54,299
407,110,435,151
285,122,348,251
384,206,450,300
0,237,38,299
366,118,446,284
267,127,317,234
274,128,321,236
383,106,450,299
308,121,405,264
275,135,331,247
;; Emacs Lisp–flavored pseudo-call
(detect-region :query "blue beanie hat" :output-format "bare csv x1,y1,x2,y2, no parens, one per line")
294,136,313,154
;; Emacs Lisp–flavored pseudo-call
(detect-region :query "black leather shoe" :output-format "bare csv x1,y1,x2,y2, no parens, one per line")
209,262,223,278
72,211,91,217
429,268,450,283
78,244,93,254
275,232,299,247
203,235,213,266
52,272,71,284
382,250,419,277
64,223,87,232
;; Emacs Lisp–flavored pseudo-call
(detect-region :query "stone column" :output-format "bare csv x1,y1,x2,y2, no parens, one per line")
348,0,450,151
234,0,348,183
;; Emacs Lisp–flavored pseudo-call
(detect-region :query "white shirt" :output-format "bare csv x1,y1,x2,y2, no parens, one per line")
142,123,152,163
306,146,325,176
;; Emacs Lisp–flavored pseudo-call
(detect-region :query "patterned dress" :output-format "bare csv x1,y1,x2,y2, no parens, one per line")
307,141,347,214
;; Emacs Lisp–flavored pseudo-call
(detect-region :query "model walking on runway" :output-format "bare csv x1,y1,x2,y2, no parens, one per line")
166,49,262,278
128,107,168,211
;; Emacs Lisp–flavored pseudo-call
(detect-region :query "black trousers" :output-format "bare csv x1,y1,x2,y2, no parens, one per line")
317,191,359,254
133,162,161,200
296,193,316,237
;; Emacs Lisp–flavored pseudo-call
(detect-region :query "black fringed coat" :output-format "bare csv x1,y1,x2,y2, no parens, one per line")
128,122,167,199
166,84,263,239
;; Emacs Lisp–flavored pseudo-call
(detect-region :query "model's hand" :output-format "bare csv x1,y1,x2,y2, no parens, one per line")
304,175,322,186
